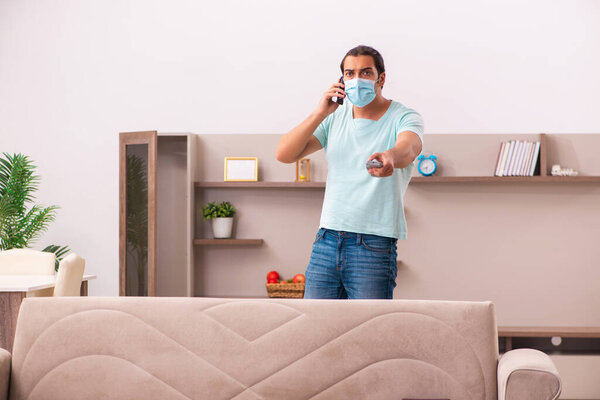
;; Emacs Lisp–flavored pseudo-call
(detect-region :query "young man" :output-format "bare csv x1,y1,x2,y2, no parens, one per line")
275,45,423,299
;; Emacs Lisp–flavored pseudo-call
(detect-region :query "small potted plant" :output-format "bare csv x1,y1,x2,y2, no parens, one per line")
202,201,236,239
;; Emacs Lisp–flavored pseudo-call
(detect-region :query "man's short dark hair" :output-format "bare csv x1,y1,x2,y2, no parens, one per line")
340,45,385,77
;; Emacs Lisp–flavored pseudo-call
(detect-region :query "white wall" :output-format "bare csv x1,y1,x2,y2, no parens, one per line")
1,0,599,295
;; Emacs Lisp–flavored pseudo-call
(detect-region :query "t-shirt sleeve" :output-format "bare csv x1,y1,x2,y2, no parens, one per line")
396,110,424,146
313,114,333,149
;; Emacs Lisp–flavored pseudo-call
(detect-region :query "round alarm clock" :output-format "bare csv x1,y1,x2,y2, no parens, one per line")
417,154,437,176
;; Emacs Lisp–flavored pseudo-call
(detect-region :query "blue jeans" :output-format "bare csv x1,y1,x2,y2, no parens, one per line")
304,228,398,299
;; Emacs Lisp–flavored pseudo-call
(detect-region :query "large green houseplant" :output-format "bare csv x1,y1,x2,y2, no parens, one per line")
0,153,70,270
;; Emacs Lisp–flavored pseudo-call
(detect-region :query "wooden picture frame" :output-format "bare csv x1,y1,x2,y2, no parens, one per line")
224,157,258,181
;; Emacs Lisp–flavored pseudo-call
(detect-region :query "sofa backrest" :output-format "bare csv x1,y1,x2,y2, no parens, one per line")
10,297,499,400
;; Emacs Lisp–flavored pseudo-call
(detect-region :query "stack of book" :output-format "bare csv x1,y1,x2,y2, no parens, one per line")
494,140,541,176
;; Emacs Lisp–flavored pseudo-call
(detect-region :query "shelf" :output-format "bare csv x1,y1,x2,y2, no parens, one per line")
410,176,600,183
195,182,326,188
196,177,600,186
499,327,600,338
193,239,264,246
197,295,269,299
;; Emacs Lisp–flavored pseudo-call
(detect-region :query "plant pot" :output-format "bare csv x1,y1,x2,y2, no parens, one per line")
212,217,234,239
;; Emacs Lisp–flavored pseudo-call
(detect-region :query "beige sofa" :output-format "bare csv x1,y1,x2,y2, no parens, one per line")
0,297,560,399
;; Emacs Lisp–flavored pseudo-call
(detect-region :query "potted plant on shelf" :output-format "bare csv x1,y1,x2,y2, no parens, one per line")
202,201,236,239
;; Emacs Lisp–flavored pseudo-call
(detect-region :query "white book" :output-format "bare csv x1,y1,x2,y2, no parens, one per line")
519,141,530,176
511,141,521,176
498,141,510,176
519,141,529,176
495,142,506,176
518,141,529,176
520,142,530,177
496,142,508,176
503,141,516,176
509,140,520,176
529,141,541,176
512,140,524,176
523,142,534,176
511,141,524,176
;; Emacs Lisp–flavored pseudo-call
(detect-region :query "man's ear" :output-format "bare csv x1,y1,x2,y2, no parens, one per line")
378,72,386,90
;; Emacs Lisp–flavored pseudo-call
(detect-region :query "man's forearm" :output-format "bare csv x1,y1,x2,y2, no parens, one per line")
385,144,417,169
276,112,326,163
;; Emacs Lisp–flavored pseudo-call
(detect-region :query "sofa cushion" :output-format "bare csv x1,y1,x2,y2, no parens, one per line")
10,297,499,400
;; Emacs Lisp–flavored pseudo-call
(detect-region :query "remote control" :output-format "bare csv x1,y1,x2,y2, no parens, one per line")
366,159,383,169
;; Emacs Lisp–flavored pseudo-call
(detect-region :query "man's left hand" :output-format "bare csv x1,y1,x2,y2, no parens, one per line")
367,151,394,178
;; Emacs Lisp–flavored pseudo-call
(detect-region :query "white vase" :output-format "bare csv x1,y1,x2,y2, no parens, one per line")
212,217,233,239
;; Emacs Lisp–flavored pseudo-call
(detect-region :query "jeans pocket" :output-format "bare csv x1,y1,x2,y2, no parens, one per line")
360,235,394,253
313,228,325,245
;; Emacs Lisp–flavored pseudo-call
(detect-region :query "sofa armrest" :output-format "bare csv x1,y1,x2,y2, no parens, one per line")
0,348,10,400
498,348,561,400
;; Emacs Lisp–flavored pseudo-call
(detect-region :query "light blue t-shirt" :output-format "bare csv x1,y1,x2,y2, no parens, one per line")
313,100,424,239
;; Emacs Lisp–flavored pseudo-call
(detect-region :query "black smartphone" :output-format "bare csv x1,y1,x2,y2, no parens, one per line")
336,76,344,105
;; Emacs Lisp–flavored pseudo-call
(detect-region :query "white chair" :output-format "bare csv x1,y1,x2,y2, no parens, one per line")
53,253,85,297
0,248,55,275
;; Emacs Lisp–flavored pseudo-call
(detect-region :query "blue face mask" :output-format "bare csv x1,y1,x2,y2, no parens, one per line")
344,78,377,107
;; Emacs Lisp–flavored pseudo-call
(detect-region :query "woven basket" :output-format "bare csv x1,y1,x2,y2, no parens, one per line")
265,282,305,298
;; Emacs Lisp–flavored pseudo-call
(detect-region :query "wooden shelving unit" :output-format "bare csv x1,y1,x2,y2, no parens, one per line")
193,239,263,246
196,134,599,186
193,133,599,270
410,134,598,183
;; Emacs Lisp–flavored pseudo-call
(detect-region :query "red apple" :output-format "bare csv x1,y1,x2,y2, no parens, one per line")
293,274,306,284
267,278,278,284
266,270,280,282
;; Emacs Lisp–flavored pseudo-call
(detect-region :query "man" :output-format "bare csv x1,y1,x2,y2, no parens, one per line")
275,45,423,299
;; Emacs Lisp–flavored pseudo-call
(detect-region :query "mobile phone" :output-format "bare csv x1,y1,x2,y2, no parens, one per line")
336,76,344,105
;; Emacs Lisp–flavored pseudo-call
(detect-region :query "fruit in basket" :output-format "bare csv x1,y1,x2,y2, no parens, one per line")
293,274,306,283
266,271,280,282
267,278,278,284
279,280,287,284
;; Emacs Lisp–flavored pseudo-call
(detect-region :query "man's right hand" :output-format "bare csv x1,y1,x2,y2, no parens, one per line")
314,80,346,117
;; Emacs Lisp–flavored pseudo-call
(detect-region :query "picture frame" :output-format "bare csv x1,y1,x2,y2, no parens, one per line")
224,157,258,182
